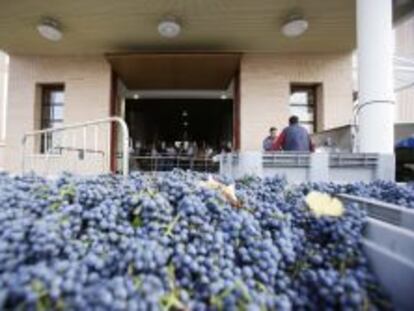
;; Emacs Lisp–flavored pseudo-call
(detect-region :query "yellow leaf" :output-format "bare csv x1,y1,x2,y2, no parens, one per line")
305,191,344,217
199,176,240,207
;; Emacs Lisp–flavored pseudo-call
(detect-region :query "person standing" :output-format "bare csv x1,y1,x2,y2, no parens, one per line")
262,127,278,151
273,116,314,151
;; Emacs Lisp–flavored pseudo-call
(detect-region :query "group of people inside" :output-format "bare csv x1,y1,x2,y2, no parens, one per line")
130,140,224,172
263,115,314,152
132,115,314,160
132,140,232,159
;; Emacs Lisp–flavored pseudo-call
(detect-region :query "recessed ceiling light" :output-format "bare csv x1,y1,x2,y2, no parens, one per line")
133,93,140,99
158,16,181,38
37,18,63,41
220,94,228,100
281,16,309,38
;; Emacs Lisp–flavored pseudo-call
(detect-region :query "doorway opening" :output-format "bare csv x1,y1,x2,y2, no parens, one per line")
108,53,241,172
125,97,233,171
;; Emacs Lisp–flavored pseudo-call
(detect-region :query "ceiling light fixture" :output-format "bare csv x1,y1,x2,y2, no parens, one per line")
37,18,63,41
220,94,228,100
133,93,140,99
158,16,181,38
281,15,309,38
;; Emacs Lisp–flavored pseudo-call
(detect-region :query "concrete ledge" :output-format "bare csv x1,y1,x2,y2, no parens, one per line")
219,152,395,183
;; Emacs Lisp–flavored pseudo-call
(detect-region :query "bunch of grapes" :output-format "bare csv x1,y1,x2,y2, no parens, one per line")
0,169,401,310
295,180,414,209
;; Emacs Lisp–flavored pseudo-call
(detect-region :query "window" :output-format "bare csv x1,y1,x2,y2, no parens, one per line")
40,84,64,152
289,84,318,134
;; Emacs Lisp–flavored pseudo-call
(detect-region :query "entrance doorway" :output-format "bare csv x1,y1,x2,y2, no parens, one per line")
125,97,233,171
126,98,233,150
108,53,240,172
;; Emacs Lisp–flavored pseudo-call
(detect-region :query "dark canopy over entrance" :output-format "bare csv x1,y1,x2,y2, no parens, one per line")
107,53,240,90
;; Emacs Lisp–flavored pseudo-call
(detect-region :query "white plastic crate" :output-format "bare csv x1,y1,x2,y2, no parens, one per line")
338,195,414,310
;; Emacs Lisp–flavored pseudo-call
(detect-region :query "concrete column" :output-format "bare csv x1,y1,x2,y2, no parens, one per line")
357,0,395,153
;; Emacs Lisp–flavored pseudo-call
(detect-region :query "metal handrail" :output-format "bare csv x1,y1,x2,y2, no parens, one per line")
262,152,311,168
22,116,130,177
127,154,219,172
329,152,379,167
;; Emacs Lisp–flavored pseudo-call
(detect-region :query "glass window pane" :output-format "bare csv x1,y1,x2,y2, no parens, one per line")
289,85,317,133
290,91,308,105
51,91,64,104
40,86,64,153
41,85,64,129
289,105,314,122
52,105,64,120
50,121,63,129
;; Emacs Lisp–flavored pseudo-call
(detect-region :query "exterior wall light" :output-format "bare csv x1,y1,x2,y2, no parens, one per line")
158,16,181,38
37,18,63,41
281,16,309,38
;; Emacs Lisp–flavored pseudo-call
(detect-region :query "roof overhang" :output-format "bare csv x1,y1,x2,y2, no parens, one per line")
107,53,240,90
0,1,411,55
0,0,356,55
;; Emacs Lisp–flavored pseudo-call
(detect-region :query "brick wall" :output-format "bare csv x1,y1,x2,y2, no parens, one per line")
239,52,353,151
0,52,8,169
395,16,414,123
5,55,111,172
3,52,354,171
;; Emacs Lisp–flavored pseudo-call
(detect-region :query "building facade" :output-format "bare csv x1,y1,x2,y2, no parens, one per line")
0,51,8,169
1,51,354,172
395,15,414,122
0,1,412,173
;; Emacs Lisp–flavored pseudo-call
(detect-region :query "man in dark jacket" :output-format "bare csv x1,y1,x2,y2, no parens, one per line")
273,116,314,151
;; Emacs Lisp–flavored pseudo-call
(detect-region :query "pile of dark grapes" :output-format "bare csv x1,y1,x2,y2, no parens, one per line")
295,180,414,209
0,170,397,310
